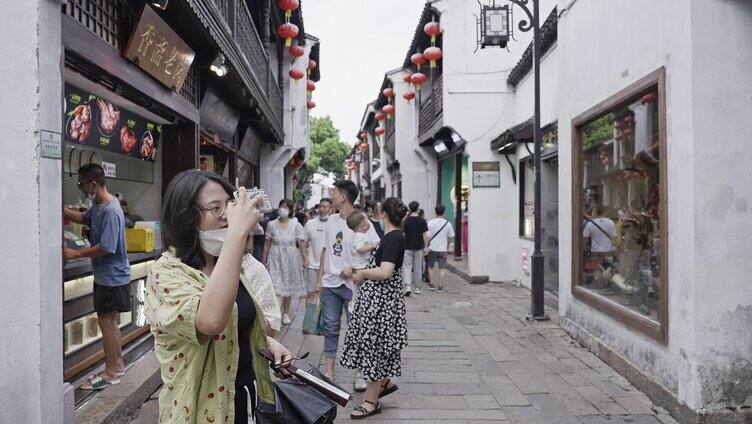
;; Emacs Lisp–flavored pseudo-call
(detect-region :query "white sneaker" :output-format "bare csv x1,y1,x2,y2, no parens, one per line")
354,371,367,392
282,314,291,325
414,287,422,294
404,285,412,297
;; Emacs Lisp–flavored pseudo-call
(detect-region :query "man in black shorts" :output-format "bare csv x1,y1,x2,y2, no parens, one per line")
64,164,131,390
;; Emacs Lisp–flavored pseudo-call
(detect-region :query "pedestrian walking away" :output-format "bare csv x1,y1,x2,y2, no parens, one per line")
402,201,429,295
263,198,307,326
341,197,408,419
301,198,332,305
315,179,379,393
365,201,385,239
426,204,455,292
144,171,293,424
63,164,131,391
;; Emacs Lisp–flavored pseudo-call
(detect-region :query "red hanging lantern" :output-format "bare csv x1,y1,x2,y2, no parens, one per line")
359,131,367,140
277,23,299,47
307,100,316,109
411,72,427,90
411,53,427,70
403,73,413,84
382,104,395,119
375,112,386,121
359,142,369,152
424,46,443,68
306,80,316,93
289,68,305,80
424,22,441,42
641,92,655,104
403,91,416,101
308,59,317,70
374,127,385,136
383,87,395,99
277,0,300,18
289,45,305,58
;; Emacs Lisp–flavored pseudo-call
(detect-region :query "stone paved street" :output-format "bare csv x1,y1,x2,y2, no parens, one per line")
130,269,679,423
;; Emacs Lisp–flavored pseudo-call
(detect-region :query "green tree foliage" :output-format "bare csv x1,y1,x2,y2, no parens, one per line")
306,115,350,178
582,113,615,150
310,116,340,146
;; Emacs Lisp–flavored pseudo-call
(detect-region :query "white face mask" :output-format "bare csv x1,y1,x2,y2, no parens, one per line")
278,208,290,218
198,228,227,257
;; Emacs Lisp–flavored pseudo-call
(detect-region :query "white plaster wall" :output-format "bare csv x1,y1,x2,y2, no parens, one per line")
0,1,66,422
687,0,752,409
389,72,438,211
557,0,697,408
262,42,315,203
432,0,556,281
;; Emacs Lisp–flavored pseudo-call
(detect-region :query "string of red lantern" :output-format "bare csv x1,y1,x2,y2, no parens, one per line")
403,91,416,101
289,45,305,58
375,112,386,122
277,23,299,47
411,72,427,90
307,80,316,95
359,142,369,152
423,20,443,68
382,104,395,120
307,100,316,109
374,126,385,140
411,52,426,72
289,68,305,80
277,0,299,19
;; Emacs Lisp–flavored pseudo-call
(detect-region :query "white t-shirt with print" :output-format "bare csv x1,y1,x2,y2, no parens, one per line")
322,213,379,289
304,217,327,269
427,217,455,252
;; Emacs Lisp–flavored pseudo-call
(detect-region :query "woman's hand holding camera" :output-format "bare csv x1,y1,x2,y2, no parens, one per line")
226,187,262,238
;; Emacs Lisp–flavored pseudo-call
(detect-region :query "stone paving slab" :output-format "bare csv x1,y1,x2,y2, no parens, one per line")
128,269,672,423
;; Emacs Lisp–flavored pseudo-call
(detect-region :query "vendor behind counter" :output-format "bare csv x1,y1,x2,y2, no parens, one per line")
63,163,132,390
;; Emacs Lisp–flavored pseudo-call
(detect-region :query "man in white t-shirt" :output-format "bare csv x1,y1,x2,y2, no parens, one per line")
301,198,331,304
315,180,378,391
426,204,455,292
583,206,616,253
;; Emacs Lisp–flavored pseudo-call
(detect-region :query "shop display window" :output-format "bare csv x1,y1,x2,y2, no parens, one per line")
64,311,132,355
572,68,667,343
519,159,535,239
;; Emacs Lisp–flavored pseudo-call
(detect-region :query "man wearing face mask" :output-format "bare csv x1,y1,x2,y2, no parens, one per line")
64,164,131,390
301,198,332,305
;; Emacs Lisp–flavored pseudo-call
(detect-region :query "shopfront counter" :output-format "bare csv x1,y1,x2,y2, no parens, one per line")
63,251,161,381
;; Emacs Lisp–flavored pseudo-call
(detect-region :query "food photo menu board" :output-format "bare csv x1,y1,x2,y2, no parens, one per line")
64,84,161,162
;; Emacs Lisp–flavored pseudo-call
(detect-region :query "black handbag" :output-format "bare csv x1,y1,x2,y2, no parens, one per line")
255,364,347,424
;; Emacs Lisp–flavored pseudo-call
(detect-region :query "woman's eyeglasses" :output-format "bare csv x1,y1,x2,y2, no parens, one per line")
198,199,234,218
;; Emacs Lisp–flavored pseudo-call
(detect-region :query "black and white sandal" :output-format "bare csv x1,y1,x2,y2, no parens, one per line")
350,400,381,420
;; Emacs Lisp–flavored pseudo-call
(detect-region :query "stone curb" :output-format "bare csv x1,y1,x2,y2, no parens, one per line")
75,350,161,424
446,260,489,284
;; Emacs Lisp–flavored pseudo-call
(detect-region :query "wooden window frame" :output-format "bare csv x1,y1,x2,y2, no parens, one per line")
570,67,668,344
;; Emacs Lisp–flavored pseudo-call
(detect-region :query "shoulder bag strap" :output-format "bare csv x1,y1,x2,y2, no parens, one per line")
428,220,449,245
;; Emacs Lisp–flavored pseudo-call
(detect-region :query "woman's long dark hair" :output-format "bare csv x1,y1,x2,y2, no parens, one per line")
382,197,408,227
162,170,235,270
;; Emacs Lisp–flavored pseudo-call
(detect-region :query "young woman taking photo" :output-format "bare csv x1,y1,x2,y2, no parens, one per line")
144,170,292,424
340,197,408,419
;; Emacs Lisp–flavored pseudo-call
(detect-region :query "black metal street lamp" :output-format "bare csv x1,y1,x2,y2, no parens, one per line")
478,0,549,321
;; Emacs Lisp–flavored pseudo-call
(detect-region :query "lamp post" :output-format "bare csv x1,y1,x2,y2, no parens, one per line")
478,0,549,321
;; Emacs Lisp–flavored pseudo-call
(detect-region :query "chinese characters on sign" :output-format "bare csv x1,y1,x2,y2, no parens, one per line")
472,161,501,188
125,5,195,91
